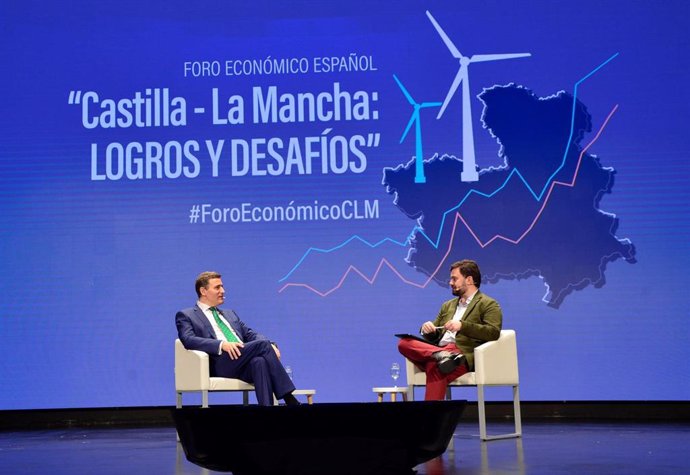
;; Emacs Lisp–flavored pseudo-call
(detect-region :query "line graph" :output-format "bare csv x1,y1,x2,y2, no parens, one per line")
277,53,619,285
278,103,618,296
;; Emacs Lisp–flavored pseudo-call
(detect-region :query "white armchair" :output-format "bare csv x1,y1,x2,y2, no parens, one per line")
175,339,255,408
405,329,522,441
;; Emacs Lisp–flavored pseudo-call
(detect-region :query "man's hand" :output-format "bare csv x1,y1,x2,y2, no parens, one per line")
221,341,244,360
421,321,437,334
271,343,281,359
444,321,462,332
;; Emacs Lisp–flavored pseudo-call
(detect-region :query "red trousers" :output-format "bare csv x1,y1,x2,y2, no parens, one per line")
397,338,468,400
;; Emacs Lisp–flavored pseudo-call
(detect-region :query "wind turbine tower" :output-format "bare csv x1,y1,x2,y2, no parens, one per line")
393,74,442,184
426,10,531,182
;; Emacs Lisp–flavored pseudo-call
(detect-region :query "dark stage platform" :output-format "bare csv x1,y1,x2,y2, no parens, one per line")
2,421,690,474
173,401,466,475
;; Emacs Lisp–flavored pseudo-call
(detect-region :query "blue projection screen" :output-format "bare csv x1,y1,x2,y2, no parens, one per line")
1,1,688,409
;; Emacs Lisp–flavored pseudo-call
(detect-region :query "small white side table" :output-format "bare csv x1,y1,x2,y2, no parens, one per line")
293,389,316,404
372,387,408,402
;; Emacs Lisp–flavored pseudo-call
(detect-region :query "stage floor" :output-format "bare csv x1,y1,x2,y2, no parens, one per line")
1,421,688,474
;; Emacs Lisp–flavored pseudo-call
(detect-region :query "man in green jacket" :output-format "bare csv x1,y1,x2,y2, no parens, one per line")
398,259,503,400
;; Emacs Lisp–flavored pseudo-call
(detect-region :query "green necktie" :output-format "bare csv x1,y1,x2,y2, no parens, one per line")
210,307,240,343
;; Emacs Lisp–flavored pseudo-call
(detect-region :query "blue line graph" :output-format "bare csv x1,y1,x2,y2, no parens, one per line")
278,53,619,283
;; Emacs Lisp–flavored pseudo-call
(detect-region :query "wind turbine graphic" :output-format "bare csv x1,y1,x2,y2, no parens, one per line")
426,10,531,182
393,74,442,184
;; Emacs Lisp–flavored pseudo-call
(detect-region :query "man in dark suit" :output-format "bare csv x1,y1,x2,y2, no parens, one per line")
176,271,300,406
398,260,502,400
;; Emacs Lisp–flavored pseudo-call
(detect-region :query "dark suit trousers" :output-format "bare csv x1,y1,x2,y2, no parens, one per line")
211,339,295,406
398,338,468,400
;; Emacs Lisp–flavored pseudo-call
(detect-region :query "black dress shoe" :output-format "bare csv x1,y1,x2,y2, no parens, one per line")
433,351,466,375
283,393,301,406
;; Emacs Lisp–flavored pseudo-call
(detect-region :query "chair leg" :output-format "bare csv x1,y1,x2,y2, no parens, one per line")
513,385,522,437
202,390,209,408
175,392,182,443
479,384,522,441
477,385,488,441
243,391,249,406
445,387,455,451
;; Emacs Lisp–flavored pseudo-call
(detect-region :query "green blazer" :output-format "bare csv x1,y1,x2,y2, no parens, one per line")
427,291,503,370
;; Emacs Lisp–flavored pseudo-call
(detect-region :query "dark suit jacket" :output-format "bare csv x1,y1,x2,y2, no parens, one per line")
175,304,268,356
427,291,502,369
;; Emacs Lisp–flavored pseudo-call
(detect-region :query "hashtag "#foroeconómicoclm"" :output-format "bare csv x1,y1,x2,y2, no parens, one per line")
187,201,380,225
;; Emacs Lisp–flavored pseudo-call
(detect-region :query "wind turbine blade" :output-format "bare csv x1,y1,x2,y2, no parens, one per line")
470,53,531,63
420,102,442,108
426,10,462,59
401,112,418,143
437,66,464,119
393,74,416,106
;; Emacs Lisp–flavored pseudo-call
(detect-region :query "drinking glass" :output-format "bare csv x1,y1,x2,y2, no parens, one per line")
390,362,400,387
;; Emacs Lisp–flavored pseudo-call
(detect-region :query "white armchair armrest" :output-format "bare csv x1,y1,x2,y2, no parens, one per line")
175,339,211,391
474,330,519,385
405,355,427,386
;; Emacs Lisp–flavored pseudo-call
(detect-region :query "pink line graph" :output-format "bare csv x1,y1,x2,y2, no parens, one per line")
279,104,619,296
461,104,619,247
